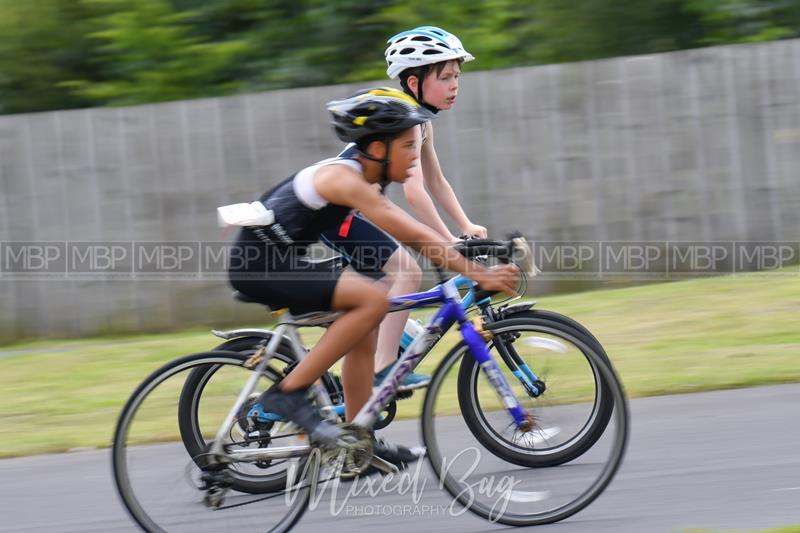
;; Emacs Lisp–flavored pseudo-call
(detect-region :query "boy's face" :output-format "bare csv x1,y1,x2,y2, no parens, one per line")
421,60,461,110
387,125,422,182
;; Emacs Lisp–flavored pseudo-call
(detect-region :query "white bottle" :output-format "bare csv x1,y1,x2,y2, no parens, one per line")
400,318,425,351
217,201,275,228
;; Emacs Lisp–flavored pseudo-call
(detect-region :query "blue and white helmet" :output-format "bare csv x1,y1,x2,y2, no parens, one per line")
385,26,475,79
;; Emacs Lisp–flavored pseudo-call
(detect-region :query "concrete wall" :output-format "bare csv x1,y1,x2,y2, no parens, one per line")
1,39,799,341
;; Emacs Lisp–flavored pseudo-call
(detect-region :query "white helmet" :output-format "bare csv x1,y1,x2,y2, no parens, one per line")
385,26,475,80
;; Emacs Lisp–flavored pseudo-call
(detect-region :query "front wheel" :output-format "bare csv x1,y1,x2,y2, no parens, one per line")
421,318,628,526
457,313,614,467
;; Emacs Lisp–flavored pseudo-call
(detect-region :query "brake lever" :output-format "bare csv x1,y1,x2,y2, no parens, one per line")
508,233,541,277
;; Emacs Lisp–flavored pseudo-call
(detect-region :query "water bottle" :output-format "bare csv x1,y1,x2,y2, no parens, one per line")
399,318,425,351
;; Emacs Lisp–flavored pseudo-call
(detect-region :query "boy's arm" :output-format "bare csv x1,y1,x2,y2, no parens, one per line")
414,122,487,238
316,166,516,292
403,165,457,241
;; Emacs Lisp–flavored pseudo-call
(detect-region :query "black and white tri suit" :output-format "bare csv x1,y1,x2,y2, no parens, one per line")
229,154,394,314
318,144,402,273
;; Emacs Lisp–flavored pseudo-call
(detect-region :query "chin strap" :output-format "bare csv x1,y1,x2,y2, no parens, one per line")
401,79,439,114
356,139,392,192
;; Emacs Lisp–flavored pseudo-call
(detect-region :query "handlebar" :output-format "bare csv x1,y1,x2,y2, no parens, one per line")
455,231,538,302
453,238,513,261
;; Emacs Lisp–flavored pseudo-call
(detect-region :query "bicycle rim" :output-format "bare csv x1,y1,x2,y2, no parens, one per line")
112,351,312,532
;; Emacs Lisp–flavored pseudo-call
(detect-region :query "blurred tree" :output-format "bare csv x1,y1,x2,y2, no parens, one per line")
1,0,799,114
526,0,706,62
0,0,99,113
239,0,391,88
64,0,251,105
684,0,800,44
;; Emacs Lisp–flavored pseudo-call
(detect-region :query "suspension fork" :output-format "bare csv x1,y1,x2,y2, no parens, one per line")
460,318,533,431
479,305,543,397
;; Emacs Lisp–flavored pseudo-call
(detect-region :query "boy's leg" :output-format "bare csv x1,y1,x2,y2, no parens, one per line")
341,328,377,421
279,271,389,392
374,246,421,372
256,268,422,466
320,216,423,372
320,215,429,389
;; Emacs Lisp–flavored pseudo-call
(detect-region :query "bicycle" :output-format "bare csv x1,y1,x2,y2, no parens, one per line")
177,236,618,494
112,234,629,531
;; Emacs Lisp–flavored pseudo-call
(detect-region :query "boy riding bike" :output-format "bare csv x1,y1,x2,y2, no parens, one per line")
321,27,483,390
228,88,518,468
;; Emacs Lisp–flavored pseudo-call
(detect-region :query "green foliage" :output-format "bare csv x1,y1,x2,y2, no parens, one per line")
1,0,799,114
66,0,252,105
684,0,800,45
0,0,98,113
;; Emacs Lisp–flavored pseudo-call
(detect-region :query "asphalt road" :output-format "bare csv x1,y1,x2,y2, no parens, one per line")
1,384,799,533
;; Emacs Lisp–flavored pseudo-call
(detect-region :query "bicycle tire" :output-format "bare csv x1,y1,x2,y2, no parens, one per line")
112,350,312,532
422,319,629,526
457,313,614,467
178,341,299,494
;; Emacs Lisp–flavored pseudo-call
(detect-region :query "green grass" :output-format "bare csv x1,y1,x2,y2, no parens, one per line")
1,269,799,458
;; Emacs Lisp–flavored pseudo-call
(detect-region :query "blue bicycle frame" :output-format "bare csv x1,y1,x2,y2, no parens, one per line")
257,273,538,428
351,276,533,432
296,274,541,421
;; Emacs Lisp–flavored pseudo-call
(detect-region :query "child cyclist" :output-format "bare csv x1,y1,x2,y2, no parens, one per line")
321,27,483,390
228,88,518,466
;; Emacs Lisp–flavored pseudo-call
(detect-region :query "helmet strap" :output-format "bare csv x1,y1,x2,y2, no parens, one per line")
401,73,440,114
356,140,392,192
378,139,391,192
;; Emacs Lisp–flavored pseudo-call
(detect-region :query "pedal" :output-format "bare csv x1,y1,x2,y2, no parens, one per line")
199,469,231,509
396,389,414,400
321,424,373,477
203,486,227,509
369,455,400,475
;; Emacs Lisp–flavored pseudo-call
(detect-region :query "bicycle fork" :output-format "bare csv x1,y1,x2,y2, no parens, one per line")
460,321,535,432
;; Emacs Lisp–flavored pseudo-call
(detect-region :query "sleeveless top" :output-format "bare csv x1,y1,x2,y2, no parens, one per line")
236,156,361,249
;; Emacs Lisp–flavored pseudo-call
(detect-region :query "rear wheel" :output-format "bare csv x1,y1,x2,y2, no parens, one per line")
178,343,300,494
113,351,313,532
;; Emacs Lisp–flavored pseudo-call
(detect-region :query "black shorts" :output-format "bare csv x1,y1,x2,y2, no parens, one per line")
319,213,399,276
228,216,399,315
229,242,347,315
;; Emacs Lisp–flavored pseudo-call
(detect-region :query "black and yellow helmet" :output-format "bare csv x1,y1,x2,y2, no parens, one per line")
327,87,436,143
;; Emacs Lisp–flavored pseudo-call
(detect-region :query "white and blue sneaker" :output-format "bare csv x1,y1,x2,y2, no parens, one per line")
254,385,346,445
373,363,431,391
246,402,284,424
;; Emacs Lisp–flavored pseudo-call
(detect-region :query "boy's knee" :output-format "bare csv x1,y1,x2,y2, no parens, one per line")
388,248,422,289
372,291,391,315
362,284,390,314
405,259,422,287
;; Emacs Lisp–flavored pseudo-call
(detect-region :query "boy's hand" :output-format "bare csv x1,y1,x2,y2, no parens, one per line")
471,264,519,296
461,223,488,239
